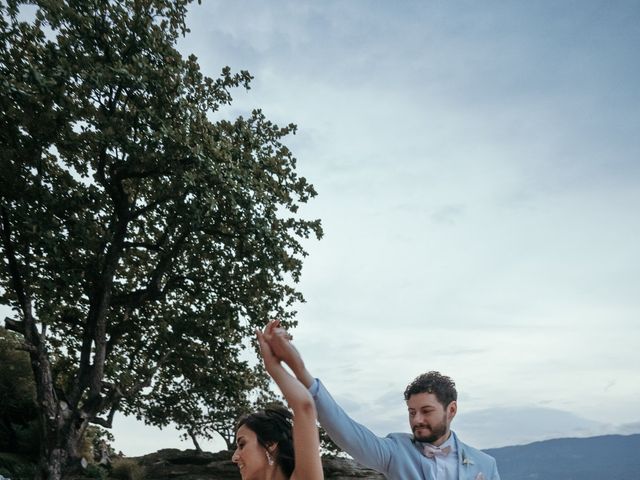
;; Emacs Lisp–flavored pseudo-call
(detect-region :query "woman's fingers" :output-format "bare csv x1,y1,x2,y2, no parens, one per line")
256,327,266,351
256,328,273,356
261,319,297,364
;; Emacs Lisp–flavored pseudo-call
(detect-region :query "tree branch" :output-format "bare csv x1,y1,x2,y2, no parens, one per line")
91,349,172,430
75,174,131,403
4,317,24,334
111,229,190,308
112,166,169,182
122,241,161,251
131,194,175,218
3,319,37,352
0,207,34,331
91,392,121,429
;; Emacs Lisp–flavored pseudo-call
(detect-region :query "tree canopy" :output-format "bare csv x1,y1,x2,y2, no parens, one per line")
0,0,321,477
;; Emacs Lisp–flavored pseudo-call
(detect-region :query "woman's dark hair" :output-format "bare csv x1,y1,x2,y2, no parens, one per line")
236,405,295,477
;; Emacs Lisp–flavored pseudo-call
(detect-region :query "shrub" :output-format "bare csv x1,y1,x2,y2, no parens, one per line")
13,421,40,455
0,452,37,480
111,458,146,480
83,463,108,479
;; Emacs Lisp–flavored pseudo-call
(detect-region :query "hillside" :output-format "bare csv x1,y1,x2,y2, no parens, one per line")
486,433,640,480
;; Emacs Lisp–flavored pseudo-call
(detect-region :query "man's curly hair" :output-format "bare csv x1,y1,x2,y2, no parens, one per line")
403,371,457,407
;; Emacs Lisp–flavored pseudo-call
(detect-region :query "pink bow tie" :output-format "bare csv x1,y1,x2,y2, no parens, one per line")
423,444,452,459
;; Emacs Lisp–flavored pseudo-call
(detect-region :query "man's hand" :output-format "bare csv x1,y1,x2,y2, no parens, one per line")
264,319,297,363
263,319,314,388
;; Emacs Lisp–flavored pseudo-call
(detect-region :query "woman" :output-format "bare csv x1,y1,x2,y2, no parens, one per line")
232,320,323,480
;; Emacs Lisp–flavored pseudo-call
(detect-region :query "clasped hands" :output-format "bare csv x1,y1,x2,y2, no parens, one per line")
256,319,300,371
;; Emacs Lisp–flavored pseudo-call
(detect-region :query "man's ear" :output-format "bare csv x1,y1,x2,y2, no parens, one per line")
447,400,457,420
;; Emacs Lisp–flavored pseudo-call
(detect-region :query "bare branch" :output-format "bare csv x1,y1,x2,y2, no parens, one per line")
4,317,25,334
91,381,123,428
90,417,111,428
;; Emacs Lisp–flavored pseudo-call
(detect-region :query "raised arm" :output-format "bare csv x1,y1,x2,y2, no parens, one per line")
256,321,323,480
264,320,395,474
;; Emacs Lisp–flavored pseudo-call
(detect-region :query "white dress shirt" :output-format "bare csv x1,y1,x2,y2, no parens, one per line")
422,434,458,480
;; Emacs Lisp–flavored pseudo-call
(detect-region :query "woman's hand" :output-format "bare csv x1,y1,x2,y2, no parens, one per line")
263,319,298,364
255,320,323,480
256,321,281,373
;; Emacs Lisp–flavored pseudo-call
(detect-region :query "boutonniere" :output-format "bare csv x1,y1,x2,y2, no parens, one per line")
462,456,474,466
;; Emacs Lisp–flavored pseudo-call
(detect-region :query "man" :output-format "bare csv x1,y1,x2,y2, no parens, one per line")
263,323,500,480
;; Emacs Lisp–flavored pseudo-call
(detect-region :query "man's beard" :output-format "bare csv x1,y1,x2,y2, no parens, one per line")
412,416,448,444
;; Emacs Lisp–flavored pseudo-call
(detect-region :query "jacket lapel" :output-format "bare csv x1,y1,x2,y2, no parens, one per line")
456,434,474,480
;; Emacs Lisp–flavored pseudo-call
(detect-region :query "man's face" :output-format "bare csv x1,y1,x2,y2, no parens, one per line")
407,392,457,446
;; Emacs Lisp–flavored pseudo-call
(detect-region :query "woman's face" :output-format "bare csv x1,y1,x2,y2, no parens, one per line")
232,424,270,479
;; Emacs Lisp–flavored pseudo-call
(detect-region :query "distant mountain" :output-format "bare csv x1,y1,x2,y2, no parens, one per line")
484,433,640,480
454,406,612,448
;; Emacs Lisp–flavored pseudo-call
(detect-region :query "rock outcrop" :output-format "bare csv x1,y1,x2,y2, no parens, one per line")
134,449,385,480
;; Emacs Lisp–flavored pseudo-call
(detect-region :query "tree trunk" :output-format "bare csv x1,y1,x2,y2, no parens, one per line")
189,430,203,453
33,356,85,480
37,417,84,480
223,434,234,452
37,445,67,480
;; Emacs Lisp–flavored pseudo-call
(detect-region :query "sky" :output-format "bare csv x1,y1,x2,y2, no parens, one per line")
6,0,640,456
109,0,640,455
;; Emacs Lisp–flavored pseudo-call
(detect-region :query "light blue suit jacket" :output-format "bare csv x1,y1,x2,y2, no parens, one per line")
310,379,500,480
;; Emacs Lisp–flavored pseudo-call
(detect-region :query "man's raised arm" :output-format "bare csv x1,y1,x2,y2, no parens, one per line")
264,320,395,475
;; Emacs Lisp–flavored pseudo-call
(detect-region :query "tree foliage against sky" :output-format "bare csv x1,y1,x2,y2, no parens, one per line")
0,0,321,477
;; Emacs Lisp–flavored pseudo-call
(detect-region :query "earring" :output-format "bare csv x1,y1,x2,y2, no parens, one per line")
266,451,274,466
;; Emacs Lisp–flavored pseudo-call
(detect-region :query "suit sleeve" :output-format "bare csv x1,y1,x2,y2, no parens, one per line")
491,458,501,480
311,379,394,473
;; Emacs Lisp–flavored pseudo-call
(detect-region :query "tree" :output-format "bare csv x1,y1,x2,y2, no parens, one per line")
0,1,322,478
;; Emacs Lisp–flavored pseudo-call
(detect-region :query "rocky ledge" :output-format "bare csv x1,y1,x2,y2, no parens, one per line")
135,449,385,480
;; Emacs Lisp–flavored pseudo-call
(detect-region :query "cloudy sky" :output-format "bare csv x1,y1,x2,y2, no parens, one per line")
8,0,640,455
108,0,640,455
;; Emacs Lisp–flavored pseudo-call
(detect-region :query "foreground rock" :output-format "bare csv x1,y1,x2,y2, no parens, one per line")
321,456,385,479
134,449,384,480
